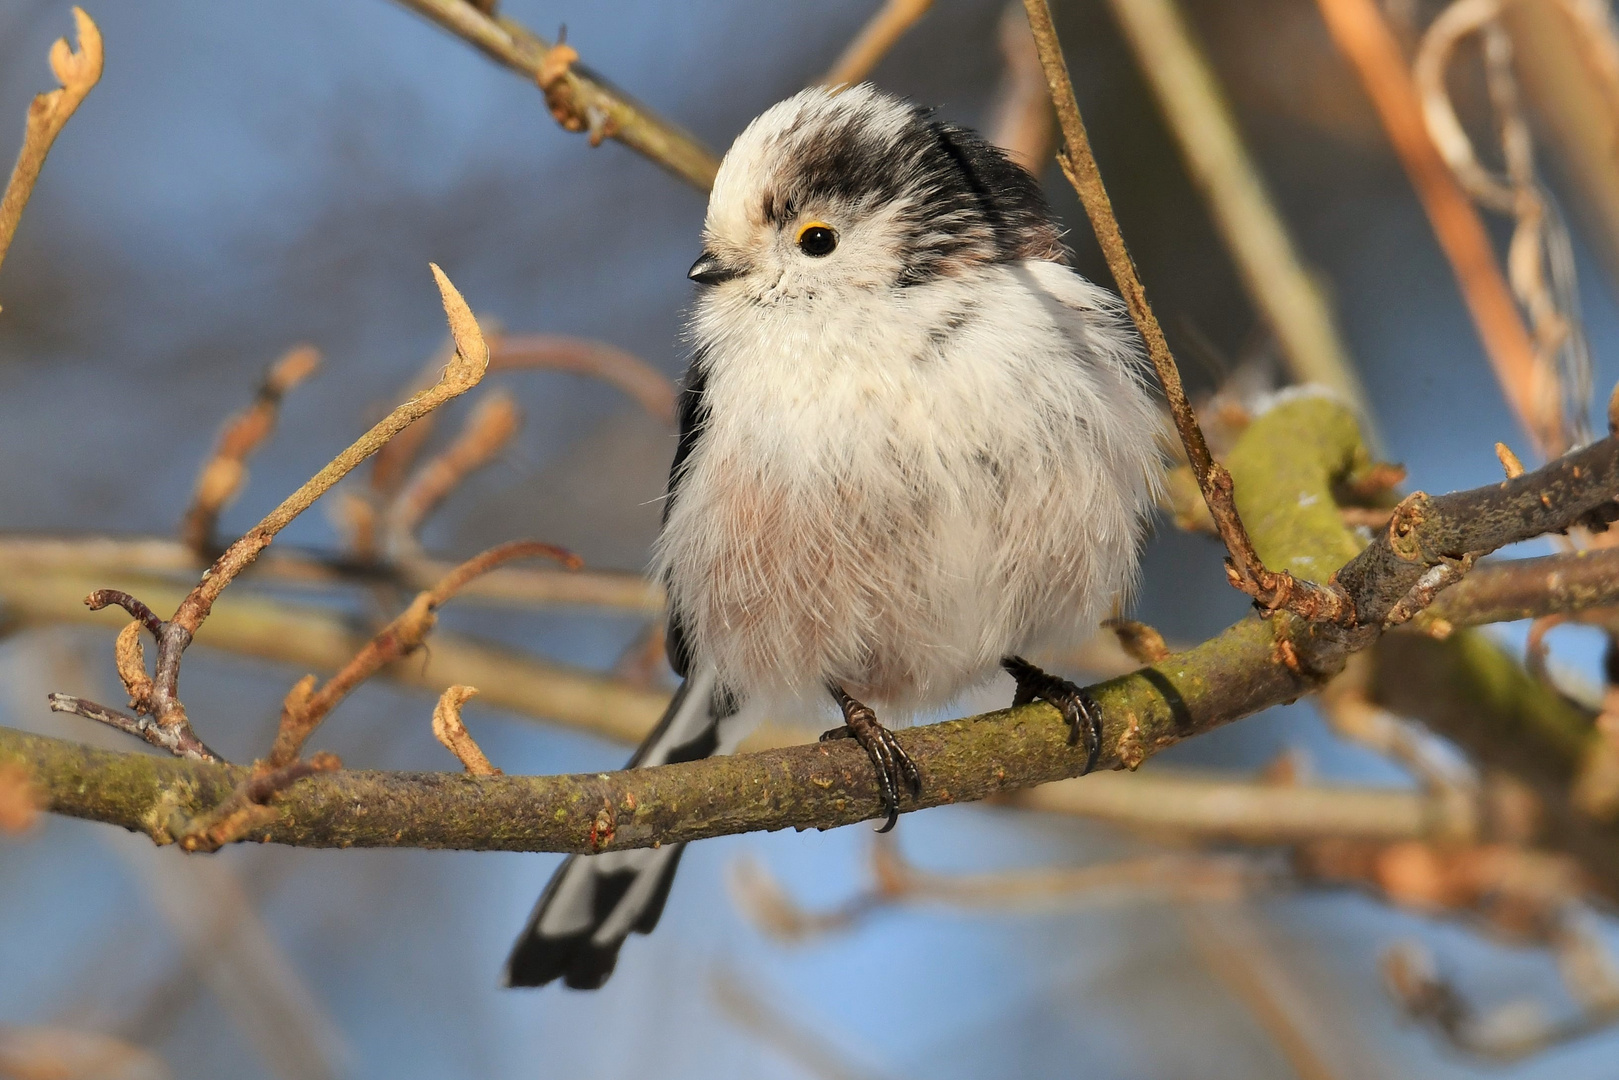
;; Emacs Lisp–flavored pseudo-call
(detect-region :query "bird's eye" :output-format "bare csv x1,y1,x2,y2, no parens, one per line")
795,222,838,257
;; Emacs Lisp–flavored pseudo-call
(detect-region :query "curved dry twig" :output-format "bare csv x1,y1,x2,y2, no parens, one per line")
432,685,500,776
0,7,103,282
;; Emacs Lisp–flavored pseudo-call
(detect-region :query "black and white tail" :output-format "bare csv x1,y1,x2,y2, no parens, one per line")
503,666,739,989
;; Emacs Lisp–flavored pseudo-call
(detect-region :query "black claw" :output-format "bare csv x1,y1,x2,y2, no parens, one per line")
1077,692,1103,775
824,687,921,831
1002,656,1104,775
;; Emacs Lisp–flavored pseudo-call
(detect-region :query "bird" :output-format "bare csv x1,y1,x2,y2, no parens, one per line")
504,84,1164,990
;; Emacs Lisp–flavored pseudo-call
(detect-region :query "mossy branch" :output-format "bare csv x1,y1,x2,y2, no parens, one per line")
1,613,1299,853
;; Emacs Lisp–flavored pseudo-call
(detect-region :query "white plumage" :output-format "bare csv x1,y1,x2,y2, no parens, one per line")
657,87,1163,719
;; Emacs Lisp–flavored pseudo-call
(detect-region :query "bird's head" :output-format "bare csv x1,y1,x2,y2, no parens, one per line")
689,85,1063,304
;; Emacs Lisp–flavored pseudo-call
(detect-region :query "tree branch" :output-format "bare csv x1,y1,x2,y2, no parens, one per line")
11,393,1349,845
389,0,720,189
1423,547,1619,629
1006,769,1471,844
12,396,1619,893
383,388,521,554
45,693,217,762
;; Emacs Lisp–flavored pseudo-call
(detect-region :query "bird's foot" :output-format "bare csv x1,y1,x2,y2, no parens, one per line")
821,686,921,833
1002,656,1103,774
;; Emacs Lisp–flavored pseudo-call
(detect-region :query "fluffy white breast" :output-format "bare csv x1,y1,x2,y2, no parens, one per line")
654,260,1164,719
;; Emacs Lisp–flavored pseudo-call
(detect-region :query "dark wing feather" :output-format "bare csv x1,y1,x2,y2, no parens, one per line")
662,348,711,680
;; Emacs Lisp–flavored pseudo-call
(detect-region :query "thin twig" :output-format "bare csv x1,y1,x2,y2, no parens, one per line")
264,539,576,770
389,0,720,189
611,617,670,690
711,967,898,1080
1383,934,1619,1059
1502,0,1619,299
820,0,934,87
1021,0,1348,622
1308,840,1586,936
421,538,581,604
180,345,322,555
489,334,678,424
1182,904,1353,1080
385,388,521,552
178,752,342,854
0,7,102,287
8,569,672,746
366,337,467,504
0,1026,171,1080
1417,0,1591,456
1318,658,1478,838
100,828,349,1078
1422,547,1619,629
46,693,218,761
84,588,162,636
352,324,506,560
1341,506,1395,529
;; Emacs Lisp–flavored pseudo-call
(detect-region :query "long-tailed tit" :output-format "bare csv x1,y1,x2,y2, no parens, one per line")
505,84,1163,989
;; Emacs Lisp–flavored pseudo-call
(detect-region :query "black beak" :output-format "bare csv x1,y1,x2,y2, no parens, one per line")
688,250,739,285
